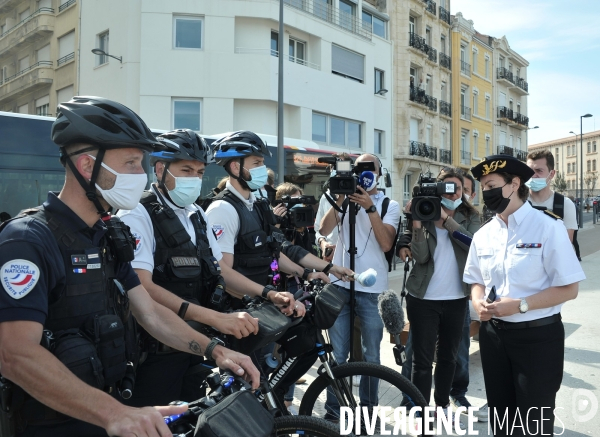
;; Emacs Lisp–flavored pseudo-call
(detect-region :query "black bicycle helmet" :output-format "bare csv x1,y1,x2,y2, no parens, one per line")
212,131,271,166
151,129,213,165
52,96,163,152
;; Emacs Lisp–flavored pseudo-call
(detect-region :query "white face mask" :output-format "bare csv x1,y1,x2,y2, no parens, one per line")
88,155,147,210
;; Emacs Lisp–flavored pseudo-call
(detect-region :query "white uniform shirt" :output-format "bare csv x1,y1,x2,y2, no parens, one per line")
528,191,578,230
205,181,257,254
330,192,401,293
117,186,223,272
314,191,339,247
463,201,585,323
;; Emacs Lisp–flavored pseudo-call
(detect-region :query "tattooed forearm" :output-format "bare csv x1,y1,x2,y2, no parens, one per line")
188,340,203,355
292,270,300,277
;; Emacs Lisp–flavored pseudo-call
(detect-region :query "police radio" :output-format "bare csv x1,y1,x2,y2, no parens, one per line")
104,216,136,263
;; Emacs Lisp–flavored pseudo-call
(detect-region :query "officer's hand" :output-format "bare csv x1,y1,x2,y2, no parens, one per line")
292,301,306,318
399,247,412,261
329,265,354,282
270,291,294,311
308,271,330,283
214,312,259,339
106,404,187,437
485,297,520,318
212,346,260,390
474,298,493,322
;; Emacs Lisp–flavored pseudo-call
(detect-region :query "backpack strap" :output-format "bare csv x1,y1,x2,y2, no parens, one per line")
552,192,565,219
381,197,390,220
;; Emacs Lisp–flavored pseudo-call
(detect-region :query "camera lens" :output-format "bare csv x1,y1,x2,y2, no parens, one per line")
417,200,434,216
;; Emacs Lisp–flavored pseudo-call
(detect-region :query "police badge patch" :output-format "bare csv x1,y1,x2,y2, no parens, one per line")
2,259,40,299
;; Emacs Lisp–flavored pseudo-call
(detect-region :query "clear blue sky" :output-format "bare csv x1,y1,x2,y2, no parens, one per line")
451,0,600,146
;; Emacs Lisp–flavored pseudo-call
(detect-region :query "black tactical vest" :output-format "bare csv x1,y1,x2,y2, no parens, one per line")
139,191,222,308
213,189,279,286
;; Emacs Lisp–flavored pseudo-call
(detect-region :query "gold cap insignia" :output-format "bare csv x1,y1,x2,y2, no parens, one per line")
481,160,507,176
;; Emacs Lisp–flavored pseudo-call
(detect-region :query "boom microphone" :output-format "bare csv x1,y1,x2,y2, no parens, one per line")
378,290,407,366
351,268,377,287
452,230,472,247
318,156,337,165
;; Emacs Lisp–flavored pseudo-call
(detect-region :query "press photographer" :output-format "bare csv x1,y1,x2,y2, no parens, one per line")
401,167,481,425
319,153,400,418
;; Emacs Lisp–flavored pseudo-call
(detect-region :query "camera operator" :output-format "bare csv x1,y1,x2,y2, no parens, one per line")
319,153,400,417
403,167,481,422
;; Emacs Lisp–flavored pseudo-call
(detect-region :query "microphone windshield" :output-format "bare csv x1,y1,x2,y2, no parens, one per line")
358,171,376,190
377,290,405,335
452,230,472,247
354,268,377,287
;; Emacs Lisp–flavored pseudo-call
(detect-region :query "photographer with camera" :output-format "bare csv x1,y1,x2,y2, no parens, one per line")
403,167,480,423
319,153,400,416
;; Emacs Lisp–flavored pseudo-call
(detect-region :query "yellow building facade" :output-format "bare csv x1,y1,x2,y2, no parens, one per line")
451,13,493,174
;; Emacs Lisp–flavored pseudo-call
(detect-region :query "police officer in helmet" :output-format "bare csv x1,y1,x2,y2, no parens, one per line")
0,97,259,437
118,129,260,406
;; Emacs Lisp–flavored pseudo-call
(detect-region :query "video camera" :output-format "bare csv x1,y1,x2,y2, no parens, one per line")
410,174,457,221
275,195,317,229
318,157,377,195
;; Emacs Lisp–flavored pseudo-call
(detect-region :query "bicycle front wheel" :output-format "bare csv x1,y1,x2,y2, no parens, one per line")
274,415,351,437
298,362,427,429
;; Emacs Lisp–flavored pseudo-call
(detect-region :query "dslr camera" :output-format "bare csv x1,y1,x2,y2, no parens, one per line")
410,174,457,221
318,157,377,195
275,195,317,229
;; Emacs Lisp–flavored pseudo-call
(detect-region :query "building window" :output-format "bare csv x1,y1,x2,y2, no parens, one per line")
568,163,571,173
173,16,203,49
97,31,109,65
484,55,490,78
374,69,384,94
472,47,478,74
441,129,446,149
588,142,591,153
37,44,50,63
57,85,74,104
485,96,490,119
313,112,362,148
374,130,383,155
594,160,597,171
362,11,386,39
409,15,416,35
270,31,279,56
173,99,201,131
332,44,364,83
404,174,412,203
587,160,591,172
339,0,355,32
473,133,479,159
35,95,50,116
58,31,75,65
289,38,306,65
594,141,597,152
485,136,490,155
440,35,446,54
473,91,478,115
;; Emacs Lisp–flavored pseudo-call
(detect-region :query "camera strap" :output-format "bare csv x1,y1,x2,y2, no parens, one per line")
324,191,346,214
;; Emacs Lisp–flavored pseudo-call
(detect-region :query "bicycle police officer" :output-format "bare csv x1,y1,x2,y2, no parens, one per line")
0,97,258,437
117,129,262,407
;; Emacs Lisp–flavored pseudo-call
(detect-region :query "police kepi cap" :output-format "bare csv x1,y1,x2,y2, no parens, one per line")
471,154,535,182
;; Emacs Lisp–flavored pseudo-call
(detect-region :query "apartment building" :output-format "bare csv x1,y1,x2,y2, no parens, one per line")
388,0,452,205
529,131,600,198
493,35,529,161
78,0,395,198
0,0,78,115
450,12,494,190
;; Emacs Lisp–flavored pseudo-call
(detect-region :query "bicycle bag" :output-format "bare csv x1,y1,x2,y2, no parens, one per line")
194,390,274,437
227,302,291,354
53,329,104,389
313,283,347,329
277,318,317,358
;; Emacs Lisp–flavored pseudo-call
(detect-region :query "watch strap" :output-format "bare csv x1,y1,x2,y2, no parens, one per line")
322,262,333,275
262,285,275,300
366,205,377,213
302,268,311,281
205,338,223,361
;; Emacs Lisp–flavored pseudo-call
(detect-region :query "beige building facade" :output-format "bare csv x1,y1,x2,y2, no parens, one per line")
0,0,78,116
388,0,452,205
529,130,600,199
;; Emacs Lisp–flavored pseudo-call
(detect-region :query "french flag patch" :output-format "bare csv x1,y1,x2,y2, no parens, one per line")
73,268,87,274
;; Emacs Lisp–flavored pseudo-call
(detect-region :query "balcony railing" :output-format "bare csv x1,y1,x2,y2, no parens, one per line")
461,150,471,164
0,7,53,38
516,149,528,162
57,52,74,66
514,76,529,93
427,46,437,63
409,32,427,53
497,67,514,84
440,100,451,117
440,149,452,164
512,112,529,128
410,141,437,161
235,47,320,69
439,6,451,24
460,61,471,76
3,60,52,83
497,106,513,120
427,96,438,112
281,0,371,39
410,85,436,111
461,105,472,121
424,0,436,15
439,52,451,69
58,0,76,12
497,145,514,157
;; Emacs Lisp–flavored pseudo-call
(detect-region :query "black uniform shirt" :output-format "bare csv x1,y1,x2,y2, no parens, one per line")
0,192,141,325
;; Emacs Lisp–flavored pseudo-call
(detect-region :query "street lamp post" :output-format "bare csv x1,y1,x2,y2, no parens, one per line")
569,131,578,203
579,114,593,227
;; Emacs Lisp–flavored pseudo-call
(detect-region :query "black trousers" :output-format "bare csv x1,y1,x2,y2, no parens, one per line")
406,294,468,406
480,320,564,437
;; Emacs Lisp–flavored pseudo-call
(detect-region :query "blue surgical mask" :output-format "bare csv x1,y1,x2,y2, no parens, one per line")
245,165,268,191
525,177,548,192
441,197,463,211
167,169,202,207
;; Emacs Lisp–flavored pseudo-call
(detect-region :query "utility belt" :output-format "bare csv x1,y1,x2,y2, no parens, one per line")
489,313,562,330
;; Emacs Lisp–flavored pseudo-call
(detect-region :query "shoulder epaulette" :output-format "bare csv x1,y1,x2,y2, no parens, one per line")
543,209,562,220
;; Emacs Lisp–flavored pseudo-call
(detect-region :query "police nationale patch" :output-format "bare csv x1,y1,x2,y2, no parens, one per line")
132,232,143,253
1,259,40,300
212,224,224,241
